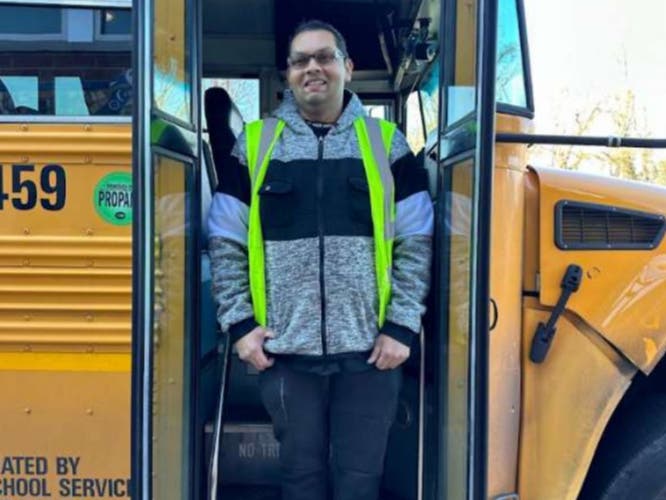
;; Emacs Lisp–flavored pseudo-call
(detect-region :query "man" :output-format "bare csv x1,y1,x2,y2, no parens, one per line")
208,20,433,500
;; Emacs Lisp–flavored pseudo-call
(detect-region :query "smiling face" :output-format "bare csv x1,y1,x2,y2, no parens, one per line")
286,29,353,122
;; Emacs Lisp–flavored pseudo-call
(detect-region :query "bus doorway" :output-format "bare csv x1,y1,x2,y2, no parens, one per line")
131,0,497,499
201,3,436,500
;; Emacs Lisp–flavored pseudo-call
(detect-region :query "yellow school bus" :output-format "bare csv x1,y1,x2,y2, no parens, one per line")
2,0,666,499
0,0,133,497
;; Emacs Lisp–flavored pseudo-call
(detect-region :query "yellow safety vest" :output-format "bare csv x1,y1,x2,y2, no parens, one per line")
245,116,396,327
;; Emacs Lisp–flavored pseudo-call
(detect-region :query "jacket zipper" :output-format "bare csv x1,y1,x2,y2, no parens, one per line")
317,134,327,356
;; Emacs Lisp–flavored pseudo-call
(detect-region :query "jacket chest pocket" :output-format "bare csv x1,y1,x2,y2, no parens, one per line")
259,180,294,228
348,176,372,226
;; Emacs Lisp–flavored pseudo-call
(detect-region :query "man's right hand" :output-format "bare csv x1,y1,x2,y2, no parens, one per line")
234,326,275,371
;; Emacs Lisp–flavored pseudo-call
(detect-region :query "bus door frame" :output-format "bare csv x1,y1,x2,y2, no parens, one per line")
425,0,497,498
131,0,203,496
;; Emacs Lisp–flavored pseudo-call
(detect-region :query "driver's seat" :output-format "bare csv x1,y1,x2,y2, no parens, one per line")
204,87,238,184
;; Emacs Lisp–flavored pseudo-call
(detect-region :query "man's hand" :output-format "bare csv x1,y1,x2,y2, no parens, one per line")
234,326,275,371
367,334,410,370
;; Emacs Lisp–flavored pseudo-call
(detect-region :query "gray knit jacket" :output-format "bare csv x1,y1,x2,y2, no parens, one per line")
207,90,433,357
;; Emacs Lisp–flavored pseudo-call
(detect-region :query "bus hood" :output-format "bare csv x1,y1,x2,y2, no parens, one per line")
529,165,666,374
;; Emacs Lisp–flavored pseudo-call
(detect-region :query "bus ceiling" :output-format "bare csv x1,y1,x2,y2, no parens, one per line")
202,0,435,93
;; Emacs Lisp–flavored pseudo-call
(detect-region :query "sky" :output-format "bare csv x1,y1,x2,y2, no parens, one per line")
523,0,666,139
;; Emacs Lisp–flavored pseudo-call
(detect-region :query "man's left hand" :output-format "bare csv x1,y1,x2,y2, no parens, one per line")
367,334,410,370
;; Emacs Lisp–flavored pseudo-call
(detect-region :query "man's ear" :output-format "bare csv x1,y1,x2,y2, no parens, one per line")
344,58,354,82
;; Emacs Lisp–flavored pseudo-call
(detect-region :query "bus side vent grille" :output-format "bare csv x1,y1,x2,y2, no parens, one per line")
555,200,666,250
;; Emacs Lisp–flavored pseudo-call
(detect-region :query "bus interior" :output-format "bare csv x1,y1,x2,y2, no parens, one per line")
199,1,446,499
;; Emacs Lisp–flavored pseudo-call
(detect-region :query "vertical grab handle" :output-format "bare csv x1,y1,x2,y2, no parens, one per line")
208,336,232,500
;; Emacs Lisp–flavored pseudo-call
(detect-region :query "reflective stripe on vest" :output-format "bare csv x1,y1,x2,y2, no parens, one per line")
245,116,396,327
245,118,285,326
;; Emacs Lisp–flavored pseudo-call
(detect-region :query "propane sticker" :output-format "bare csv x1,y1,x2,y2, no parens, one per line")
93,172,133,226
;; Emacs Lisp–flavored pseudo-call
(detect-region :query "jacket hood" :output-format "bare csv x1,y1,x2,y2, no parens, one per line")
273,89,366,134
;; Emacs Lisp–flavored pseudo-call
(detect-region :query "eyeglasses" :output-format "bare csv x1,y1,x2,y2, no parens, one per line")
287,48,345,69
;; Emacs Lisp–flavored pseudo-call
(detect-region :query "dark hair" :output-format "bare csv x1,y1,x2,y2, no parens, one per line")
288,20,349,58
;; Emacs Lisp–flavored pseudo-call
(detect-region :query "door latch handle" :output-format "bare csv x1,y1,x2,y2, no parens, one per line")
530,264,583,363
489,298,498,331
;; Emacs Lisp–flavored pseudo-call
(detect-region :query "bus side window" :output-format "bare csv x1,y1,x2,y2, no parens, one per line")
0,78,16,114
0,4,131,117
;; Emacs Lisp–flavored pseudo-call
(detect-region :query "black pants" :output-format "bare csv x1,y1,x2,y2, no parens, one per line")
258,362,402,500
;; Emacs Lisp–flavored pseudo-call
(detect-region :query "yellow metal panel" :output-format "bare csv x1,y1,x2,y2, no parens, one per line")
0,123,130,165
0,123,132,353
454,0,477,86
0,267,131,287
518,301,635,500
448,114,533,496
533,167,666,373
0,122,132,498
154,0,190,121
487,126,529,495
522,170,540,292
0,352,130,372
0,370,130,499
0,268,130,348
496,114,533,137
0,236,130,268
152,155,189,500
447,160,473,500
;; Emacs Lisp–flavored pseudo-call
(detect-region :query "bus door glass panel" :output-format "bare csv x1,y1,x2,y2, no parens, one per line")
406,91,426,153
148,0,198,495
442,0,479,494
406,61,441,155
154,0,191,122
421,61,440,146
152,153,194,500
447,0,478,125
444,157,474,499
496,0,527,107
439,0,496,497
363,103,393,121
201,78,260,140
